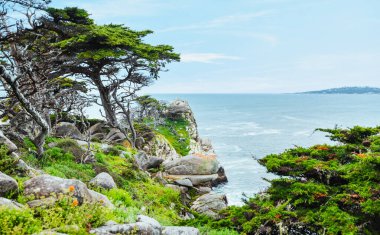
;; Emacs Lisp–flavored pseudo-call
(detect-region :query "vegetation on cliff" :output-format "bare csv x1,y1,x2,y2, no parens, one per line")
186,126,380,234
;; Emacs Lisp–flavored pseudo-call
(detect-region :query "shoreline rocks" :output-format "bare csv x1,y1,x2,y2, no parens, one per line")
163,154,227,188
190,193,228,219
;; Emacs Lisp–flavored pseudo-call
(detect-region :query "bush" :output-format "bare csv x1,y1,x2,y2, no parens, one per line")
0,144,19,175
185,126,380,234
34,197,112,233
0,208,41,235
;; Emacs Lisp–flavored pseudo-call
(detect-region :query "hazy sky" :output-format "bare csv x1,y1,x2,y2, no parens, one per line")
52,0,380,93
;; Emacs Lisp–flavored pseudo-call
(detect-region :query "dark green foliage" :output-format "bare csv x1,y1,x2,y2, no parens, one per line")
134,122,156,142
185,127,380,234
46,7,94,25
135,95,164,110
317,125,380,145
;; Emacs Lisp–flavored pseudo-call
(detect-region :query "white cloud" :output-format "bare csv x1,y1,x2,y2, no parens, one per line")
159,11,272,32
181,53,241,63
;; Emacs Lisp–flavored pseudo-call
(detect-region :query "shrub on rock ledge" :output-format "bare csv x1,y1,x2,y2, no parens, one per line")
186,126,380,234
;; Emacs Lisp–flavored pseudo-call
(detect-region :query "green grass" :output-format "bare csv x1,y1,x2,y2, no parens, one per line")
155,117,191,156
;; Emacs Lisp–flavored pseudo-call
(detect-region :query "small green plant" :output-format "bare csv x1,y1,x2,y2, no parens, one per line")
34,197,112,233
0,207,41,235
0,144,20,175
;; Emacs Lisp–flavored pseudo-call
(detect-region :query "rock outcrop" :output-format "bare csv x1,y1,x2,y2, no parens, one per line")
54,122,84,140
90,215,200,235
166,100,215,156
89,172,117,190
134,152,164,170
142,135,179,161
90,215,162,235
163,154,227,187
190,193,228,219
164,155,219,175
0,130,18,152
0,172,18,196
162,226,200,235
104,128,126,143
23,175,114,208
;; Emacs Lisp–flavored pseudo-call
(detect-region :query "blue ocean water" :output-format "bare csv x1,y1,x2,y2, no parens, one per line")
154,94,380,205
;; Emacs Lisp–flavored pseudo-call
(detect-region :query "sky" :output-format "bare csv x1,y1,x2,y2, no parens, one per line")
51,0,380,94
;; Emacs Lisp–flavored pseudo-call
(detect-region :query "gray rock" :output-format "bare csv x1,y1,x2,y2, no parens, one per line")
89,172,117,190
153,171,168,185
134,152,149,170
27,197,56,208
143,135,179,161
0,197,24,210
91,133,106,141
23,175,114,208
54,122,84,140
163,155,220,175
197,187,211,195
0,130,17,152
166,100,192,116
190,193,228,219
165,174,219,186
146,156,164,169
24,175,91,203
179,186,189,194
162,226,200,235
175,178,193,187
137,215,162,232
211,166,228,187
90,222,160,235
10,152,40,177
104,128,126,143
165,184,181,193
104,220,118,226
0,171,18,196
87,122,108,135
88,189,115,209
200,138,213,153
134,152,164,170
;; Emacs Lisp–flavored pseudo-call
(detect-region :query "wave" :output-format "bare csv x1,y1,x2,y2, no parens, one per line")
242,129,281,136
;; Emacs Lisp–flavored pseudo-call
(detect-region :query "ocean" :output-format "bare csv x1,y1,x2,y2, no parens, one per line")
154,94,380,205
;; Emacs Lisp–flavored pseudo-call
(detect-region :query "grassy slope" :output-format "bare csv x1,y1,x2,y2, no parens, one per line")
0,137,236,234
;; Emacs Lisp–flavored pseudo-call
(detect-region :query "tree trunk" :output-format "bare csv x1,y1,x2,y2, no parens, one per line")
96,82,118,127
125,102,137,148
